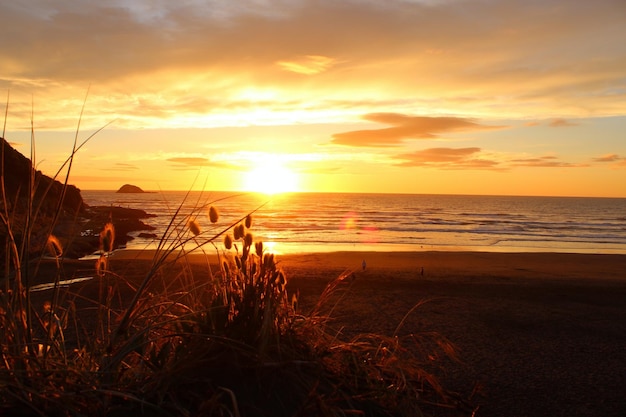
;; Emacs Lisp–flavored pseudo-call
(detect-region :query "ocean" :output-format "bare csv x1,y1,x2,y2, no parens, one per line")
81,191,626,255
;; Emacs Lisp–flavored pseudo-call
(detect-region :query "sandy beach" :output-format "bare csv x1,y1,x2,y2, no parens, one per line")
31,250,626,417
277,251,626,417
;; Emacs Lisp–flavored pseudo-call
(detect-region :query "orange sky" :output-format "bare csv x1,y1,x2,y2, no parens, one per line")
1,0,625,197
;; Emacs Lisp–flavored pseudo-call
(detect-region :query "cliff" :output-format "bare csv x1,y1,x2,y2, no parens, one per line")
0,138,155,266
1,138,84,216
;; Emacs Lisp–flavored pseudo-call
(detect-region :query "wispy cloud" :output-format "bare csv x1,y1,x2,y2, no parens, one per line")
548,118,578,127
166,157,235,170
510,156,587,168
108,162,139,171
394,147,502,170
70,175,148,184
1,0,624,129
593,153,626,167
394,148,587,170
524,118,579,128
593,153,621,163
332,113,505,147
276,55,337,75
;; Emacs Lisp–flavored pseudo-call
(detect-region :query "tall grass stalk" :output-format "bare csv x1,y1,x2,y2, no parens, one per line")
0,102,471,416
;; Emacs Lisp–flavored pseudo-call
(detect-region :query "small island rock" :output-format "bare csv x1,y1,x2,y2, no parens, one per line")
117,184,145,193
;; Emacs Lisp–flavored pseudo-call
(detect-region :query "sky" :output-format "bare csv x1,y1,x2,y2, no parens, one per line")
1,0,625,197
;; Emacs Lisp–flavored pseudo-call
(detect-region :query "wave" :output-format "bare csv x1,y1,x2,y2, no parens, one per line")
81,191,626,254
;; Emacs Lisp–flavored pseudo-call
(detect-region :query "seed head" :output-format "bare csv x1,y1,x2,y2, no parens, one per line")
234,223,244,240
244,232,253,247
188,219,201,236
224,234,233,250
46,235,63,257
245,214,253,229
209,206,219,223
255,241,263,257
99,223,115,252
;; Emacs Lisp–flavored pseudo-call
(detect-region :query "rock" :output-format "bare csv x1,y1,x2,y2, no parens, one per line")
116,184,145,193
61,206,158,257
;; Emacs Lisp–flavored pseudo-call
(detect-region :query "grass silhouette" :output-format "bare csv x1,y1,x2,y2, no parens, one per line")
0,100,473,416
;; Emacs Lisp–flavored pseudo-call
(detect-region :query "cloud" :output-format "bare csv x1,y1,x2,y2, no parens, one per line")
524,118,580,128
548,118,578,127
108,162,139,171
165,157,236,170
399,147,481,162
593,153,621,163
276,55,337,75
593,153,626,167
70,174,147,183
332,113,505,147
524,121,541,127
166,157,211,166
394,147,502,170
1,0,624,129
509,156,587,168
395,148,589,170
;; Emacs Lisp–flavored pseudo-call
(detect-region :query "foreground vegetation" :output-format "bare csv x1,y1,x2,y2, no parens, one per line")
0,110,473,416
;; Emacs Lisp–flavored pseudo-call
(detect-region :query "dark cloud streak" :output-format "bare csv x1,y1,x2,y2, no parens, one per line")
332,113,505,147
394,147,503,170
549,118,578,127
166,156,240,171
593,153,626,166
394,148,589,170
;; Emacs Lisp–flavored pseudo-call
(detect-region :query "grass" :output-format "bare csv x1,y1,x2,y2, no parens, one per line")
0,104,475,416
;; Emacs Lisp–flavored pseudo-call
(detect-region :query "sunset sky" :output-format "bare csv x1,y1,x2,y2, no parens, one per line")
1,0,625,197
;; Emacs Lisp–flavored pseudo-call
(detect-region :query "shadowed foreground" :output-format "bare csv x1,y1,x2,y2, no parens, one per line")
25,250,626,417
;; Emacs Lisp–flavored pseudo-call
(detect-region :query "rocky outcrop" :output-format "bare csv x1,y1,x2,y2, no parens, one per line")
117,184,145,193
58,205,157,258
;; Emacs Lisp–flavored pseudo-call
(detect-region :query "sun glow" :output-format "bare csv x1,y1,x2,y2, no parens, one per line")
243,157,300,195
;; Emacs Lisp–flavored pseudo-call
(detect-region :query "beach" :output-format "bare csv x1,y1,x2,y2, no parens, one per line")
278,251,626,417
31,250,626,417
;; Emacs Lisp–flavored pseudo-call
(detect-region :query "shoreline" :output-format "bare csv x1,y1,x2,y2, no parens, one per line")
104,248,626,283
113,240,626,256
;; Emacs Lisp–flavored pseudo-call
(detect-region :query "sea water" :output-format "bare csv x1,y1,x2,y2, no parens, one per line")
81,191,626,255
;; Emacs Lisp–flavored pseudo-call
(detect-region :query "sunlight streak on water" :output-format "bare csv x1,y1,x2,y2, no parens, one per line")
81,191,626,255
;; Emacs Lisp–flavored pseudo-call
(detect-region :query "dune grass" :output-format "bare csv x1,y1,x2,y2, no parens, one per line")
0,105,474,416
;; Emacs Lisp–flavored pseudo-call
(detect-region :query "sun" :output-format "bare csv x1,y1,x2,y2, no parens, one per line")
243,158,299,195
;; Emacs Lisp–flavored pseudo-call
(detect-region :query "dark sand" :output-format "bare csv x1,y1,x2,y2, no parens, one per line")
278,251,626,417
29,250,626,417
